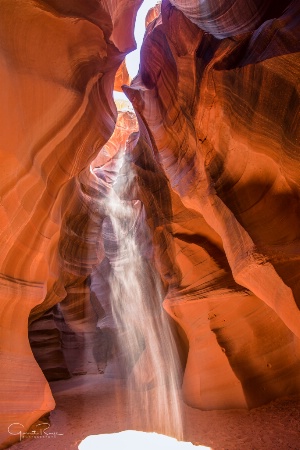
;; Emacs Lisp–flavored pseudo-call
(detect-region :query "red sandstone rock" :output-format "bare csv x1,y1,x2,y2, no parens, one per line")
0,0,140,447
29,308,71,381
124,0,300,410
169,0,289,38
145,2,161,28
114,60,131,92
92,109,138,169
1,0,300,447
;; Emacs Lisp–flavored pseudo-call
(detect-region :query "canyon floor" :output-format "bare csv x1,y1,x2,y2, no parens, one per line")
11,374,300,450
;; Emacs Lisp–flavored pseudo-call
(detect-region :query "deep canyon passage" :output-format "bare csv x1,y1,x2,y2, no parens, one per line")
0,0,300,449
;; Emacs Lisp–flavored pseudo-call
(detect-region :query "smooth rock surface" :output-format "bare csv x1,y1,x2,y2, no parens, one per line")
124,0,300,409
0,0,300,447
0,0,140,447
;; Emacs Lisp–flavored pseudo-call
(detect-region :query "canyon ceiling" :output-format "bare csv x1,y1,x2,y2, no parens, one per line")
0,0,300,447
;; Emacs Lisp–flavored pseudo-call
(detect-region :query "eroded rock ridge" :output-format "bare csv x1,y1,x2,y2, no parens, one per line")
0,0,299,446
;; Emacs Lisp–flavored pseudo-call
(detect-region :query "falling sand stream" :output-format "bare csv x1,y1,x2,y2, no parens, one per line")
103,156,183,440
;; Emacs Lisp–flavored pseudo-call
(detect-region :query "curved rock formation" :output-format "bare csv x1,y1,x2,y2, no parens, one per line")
168,0,290,38
145,2,161,28
114,60,132,92
92,107,138,169
29,307,71,382
0,0,300,446
124,0,300,409
0,0,141,447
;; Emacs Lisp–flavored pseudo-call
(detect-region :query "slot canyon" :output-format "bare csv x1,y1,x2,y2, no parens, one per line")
0,0,300,448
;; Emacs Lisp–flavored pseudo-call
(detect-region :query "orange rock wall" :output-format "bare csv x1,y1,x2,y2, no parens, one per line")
0,0,300,446
0,0,141,447
124,0,300,410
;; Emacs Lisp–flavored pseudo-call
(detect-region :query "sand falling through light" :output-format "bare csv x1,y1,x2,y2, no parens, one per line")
81,127,191,446
82,1,196,447
111,127,184,401
105,158,183,435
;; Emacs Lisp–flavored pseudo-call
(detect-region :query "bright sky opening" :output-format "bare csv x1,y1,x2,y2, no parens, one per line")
114,0,159,102
126,0,159,79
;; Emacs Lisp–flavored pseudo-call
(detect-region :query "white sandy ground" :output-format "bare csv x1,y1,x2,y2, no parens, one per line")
9,374,300,450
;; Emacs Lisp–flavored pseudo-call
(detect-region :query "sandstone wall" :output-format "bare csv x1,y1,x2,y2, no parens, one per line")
124,0,300,410
0,0,141,447
0,0,300,446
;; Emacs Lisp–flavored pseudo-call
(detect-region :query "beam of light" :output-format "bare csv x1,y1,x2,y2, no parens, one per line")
86,4,205,450
126,0,160,78
78,430,211,449
103,159,183,439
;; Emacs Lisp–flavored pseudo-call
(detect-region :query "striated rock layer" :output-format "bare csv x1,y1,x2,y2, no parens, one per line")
0,0,141,447
123,0,300,410
29,307,71,382
0,0,300,446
